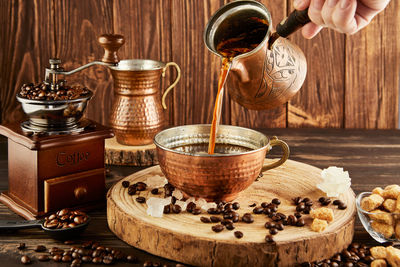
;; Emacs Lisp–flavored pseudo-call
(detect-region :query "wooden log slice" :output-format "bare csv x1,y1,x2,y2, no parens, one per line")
107,159,356,267
105,137,158,166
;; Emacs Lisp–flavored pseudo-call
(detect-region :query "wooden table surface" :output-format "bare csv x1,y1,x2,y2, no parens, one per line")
1,128,399,266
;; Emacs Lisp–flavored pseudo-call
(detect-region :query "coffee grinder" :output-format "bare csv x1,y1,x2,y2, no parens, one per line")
0,36,125,219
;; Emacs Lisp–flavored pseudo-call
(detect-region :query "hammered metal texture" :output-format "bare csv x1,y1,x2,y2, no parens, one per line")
155,125,270,201
110,68,166,145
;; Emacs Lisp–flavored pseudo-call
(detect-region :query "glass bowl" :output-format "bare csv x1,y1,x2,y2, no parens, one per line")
356,192,400,244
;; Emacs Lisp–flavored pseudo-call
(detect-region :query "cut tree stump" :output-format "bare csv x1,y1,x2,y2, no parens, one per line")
107,159,356,267
105,137,158,166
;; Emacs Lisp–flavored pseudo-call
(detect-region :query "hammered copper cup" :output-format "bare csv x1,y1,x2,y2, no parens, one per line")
154,124,289,201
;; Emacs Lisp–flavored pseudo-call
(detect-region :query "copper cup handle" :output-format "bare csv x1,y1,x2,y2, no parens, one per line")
161,62,181,109
261,136,290,172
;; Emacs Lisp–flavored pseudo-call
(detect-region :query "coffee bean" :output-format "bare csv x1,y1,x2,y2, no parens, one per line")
269,228,278,235
265,222,275,229
293,197,302,205
288,215,297,225
92,257,103,264
363,255,374,262
163,205,171,214
72,252,81,259
192,208,201,215
263,208,271,215
128,186,137,195
276,222,284,231
62,255,73,262
136,182,147,191
21,255,31,265
272,198,281,205
151,188,159,195
92,250,103,258
135,196,146,203
338,203,347,210
224,203,233,211
126,255,138,263
172,205,182,214
171,196,177,205
249,203,256,207
143,261,153,267
294,212,302,218
122,181,130,188
53,254,62,262
206,207,217,214
253,207,264,214
17,243,26,250
344,262,353,267
210,216,222,223
38,255,50,261
225,222,235,230
271,215,281,222
333,199,341,205
318,197,326,203
34,245,46,252
232,202,240,210
221,219,232,226
265,235,274,243
212,224,224,233
64,240,75,245
234,231,243,239
81,256,92,263
200,217,211,223
223,212,234,220
103,255,113,265
322,198,331,206
242,213,254,223
232,214,240,223
305,200,313,206
282,218,289,225
330,262,339,267
303,206,311,214
296,203,305,212
296,218,305,227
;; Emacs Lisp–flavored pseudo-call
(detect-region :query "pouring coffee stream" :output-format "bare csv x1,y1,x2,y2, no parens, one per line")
206,2,310,154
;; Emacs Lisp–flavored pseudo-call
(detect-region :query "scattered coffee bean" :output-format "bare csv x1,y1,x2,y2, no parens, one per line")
333,199,341,205
234,231,243,239
151,188,159,195
34,245,46,252
322,198,331,206
71,258,82,267
53,254,62,262
200,217,211,223
276,222,284,231
103,255,113,265
253,207,264,214
62,255,73,262
212,224,225,233
210,216,222,223
92,257,103,264
269,228,278,235
225,222,235,230
272,198,281,205
38,255,50,261
126,255,138,263
224,203,233,211
265,222,275,229
136,182,147,191
294,212,302,218
242,213,254,223
81,256,92,263
136,196,146,203
296,203,305,212
192,208,201,215
249,203,256,207
17,243,26,250
143,261,153,267
296,218,305,227
293,197,302,205
232,202,240,210
122,181,130,188
64,240,75,245
338,202,347,210
265,235,274,243
21,255,31,265
187,202,197,213
318,197,326,203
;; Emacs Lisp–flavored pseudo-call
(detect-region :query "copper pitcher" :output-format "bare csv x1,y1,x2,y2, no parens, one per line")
204,0,310,110
98,35,181,145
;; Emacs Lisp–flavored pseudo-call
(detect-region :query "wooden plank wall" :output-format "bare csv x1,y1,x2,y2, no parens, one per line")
0,0,399,129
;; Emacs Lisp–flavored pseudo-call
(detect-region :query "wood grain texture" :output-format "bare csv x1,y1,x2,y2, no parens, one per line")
0,0,399,129
53,0,114,126
286,2,345,128
345,0,400,129
230,0,288,128
107,159,355,267
0,0,55,124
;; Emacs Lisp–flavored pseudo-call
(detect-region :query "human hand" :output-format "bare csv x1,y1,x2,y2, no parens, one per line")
293,0,391,38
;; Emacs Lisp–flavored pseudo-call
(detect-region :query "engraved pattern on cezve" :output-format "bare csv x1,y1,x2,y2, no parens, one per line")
255,40,299,99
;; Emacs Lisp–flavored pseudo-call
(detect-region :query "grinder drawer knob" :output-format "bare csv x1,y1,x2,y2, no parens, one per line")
74,187,88,201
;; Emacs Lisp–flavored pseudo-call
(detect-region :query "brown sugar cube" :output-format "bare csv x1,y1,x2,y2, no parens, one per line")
361,194,384,212
370,246,388,259
369,210,394,225
310,218,328,232
395,222,400,239
371,221,395,239
383,199,397,212
372,187,384,196
386,246,400,267
310,207,334,222
383,184,400,199
371,259,387,267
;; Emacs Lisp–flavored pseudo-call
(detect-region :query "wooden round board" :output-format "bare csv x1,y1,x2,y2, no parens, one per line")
107,159,356,267
105,137,158,166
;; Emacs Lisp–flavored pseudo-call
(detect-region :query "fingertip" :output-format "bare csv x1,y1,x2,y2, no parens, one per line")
301,23,323,39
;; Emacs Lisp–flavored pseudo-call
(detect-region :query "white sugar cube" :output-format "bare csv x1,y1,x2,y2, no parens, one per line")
172,189,184,200
146,175,168,188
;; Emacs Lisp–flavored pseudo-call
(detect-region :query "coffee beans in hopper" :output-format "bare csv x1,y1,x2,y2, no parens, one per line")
19,82,90,101
43,209,88,229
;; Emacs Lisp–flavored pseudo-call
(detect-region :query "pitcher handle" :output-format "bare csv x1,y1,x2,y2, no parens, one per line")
161,62,181,109
261,136,290,172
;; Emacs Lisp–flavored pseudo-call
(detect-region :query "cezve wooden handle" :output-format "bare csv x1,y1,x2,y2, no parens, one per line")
276,8,311,38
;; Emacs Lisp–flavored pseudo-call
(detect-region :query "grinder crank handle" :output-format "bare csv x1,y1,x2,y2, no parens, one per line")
0,220,43,231
98,34,125,64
